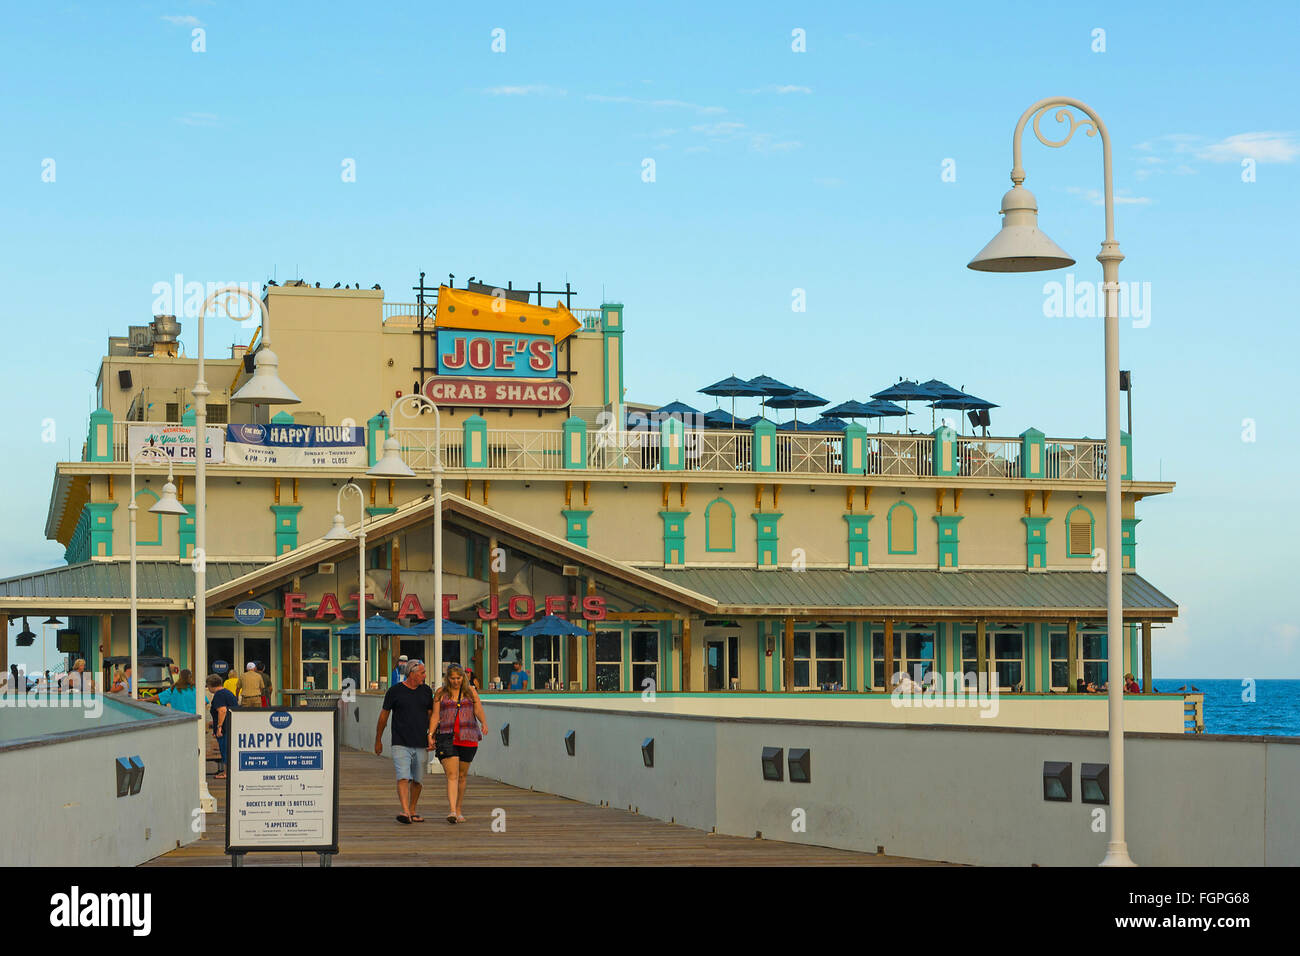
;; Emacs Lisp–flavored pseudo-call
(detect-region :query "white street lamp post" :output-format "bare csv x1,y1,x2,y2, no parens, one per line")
323,481,367,694
129,447,188,702
366,396,443,687
193,286,300,813
969,96,1134,866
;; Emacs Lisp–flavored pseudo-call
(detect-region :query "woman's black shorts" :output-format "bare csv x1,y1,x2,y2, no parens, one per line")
434,736,477,763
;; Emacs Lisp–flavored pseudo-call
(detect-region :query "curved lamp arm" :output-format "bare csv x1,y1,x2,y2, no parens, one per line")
386,393,444,472
1011,96,1116,245
129,445,176,509
336,479,364,518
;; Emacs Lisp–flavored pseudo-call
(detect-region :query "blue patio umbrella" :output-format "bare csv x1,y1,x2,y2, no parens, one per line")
918,380,967,429
700,374,766,420
860,399,909,433
654,400,702,425
703,409,752,429
748,375,799,417
337,614,413,636
517,615,592,637
406,618,478,636
765,389,828,430
871,380,941,431
779,416,846,431
929,391,999,434
823,399,878,419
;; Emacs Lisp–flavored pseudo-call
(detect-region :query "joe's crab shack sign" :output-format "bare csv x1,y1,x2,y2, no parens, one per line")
421,284,579,409
283,591,607,622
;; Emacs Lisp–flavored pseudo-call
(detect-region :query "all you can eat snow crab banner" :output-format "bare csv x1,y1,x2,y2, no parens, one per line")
224,424,367,467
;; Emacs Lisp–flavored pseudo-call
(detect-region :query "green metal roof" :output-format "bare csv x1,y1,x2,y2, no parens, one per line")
646,568,1178,619
0,561,265,609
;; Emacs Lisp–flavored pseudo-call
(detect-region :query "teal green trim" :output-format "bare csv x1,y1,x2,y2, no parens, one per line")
932,425,959,477
751,419,777,472
659,417,686,471
886,500,918,555
1065,505,1095,557
366,413,389,467
178,504,196,559
1120,430,1133,480
87,407,113,463
658,510,689,566
757,621,765,691
561,416,587,469
1121,517,1140,569
600,303,625,407
561,509,593,547
704,498,736,552
1022,516,1051,569
622,629,632,693
271,504,303,556
463,415,488,468
846,621,857,689
843,423,867,474
843,513,873,568
1024,624,1035,692
1019,427,1046,479
85,502,117,558
270,410,295,424
134,488,163,547
750,512,782,568
366,506,397,519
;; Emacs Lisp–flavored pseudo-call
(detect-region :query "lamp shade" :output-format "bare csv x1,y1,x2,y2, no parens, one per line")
323,513,354,541
149,481,189,516
366,436,415,478
967,186,1075,273
231,348,301,405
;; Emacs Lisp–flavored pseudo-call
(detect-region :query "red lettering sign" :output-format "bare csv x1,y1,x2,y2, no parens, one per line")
422,377,572,409
397,593,425,621
315,593,345,621
285,592,307,620
544,595,567,617
508,596,535,620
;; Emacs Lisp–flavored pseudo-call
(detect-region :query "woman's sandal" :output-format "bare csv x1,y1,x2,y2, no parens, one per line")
446,813,458,824
410,814,425,823
396,814,412,824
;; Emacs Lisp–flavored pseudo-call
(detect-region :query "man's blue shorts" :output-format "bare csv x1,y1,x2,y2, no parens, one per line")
391,744,425,784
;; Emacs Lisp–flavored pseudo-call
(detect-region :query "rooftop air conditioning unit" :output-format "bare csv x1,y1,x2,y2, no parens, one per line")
128,325,153,353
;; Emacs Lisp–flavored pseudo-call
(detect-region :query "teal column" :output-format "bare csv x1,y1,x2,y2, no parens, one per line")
1024,624,1036,692
366,413,389,467
622,627,631,692
1121,517,1140,569
85,502,117,558
1020,427,1045,479
932,425,959,477
86,407,114,462
178,504,196,559
561,509,593,547
843,513,873,568
562,416,587,469
751,418,776,472
659,510,688,565
843,422,867,475
270,410,295,425
600,303,625,408
659,417,685,471
933,514,963,568
463,415,488,468
1022,516,1051,569
751,512,782,568
1120,430,1133,480
271,504,302,556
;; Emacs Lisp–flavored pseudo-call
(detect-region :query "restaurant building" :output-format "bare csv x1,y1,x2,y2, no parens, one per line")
0,279,1179,720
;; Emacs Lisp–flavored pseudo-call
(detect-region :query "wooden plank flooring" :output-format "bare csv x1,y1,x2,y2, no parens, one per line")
150,748,940,866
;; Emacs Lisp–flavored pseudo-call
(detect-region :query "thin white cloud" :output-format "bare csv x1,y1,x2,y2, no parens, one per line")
1067,186,1151,206
750,133,801,153
162,14,203,26
484,85,565,96
742,84,813,95
1195,131,1300,163
691,121,746,137
586,94,726,115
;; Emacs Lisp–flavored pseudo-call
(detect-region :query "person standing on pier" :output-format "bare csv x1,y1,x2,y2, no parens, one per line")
430,663,487,824
376,660,433,824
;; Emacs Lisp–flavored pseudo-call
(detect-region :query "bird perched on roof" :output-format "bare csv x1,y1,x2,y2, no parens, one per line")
372,283,381,290
333,282,341,289
266,279,278,286
315,282,320,288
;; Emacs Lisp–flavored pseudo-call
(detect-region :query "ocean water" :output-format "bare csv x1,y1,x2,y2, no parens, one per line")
1162,679,1300,737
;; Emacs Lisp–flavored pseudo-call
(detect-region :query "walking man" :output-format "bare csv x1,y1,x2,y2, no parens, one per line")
235,662,265,709
375,659,433,824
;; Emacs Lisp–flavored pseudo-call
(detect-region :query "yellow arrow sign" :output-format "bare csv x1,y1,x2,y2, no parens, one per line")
436,286,582,342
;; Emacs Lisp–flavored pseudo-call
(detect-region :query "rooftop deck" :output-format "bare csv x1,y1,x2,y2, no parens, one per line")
152,747,939,866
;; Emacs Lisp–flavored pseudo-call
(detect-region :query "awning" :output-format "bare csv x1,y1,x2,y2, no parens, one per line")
0,560,264,613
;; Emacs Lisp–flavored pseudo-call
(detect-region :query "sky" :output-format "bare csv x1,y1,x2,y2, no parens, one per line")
1,0,1297,677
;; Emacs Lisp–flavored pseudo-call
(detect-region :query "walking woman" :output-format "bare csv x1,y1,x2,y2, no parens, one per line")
428,663,487,824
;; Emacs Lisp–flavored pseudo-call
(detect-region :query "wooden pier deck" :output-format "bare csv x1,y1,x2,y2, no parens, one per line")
150,749,940,866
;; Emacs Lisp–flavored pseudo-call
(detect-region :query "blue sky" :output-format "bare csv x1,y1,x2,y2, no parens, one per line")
2,1,1297,677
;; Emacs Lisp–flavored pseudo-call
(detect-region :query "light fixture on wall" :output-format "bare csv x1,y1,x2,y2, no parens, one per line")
641,737,654,768
564,730,576,756
788,748,811,783
500,723,510,746
1081,763,1110,804
1043,761,1072,801
761,747,783,781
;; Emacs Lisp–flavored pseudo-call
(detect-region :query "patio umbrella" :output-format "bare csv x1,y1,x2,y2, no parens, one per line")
703,409,752,429
778,416,845,431
823,399,878,420
871,380,941,431
919,380,968,429
700,374,766,420
748,375,799,417
336,614,412,636
406,618,478,636
517,615,592,637
765,389,828,430
928,392,999,434
856,400,909,434
654,400,701,426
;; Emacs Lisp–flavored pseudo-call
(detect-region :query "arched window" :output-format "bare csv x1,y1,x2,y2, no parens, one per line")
705,498,735,552
1066,506,1094,557
135,489,162,546
887,501,917,554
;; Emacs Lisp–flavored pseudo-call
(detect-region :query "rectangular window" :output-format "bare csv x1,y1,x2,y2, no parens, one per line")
794,628,845,689
302,627,331,690
728,635,739,686
496,630,522,687
340,634,360,691
959,628,1024,690
1081,628,1108,687
137,621,164,658
1050,631,1069,690
631,629,659,692
595,630,622,692
533,634,561,688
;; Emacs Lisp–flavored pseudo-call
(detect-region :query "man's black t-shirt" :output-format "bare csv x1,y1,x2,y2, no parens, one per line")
382,681,434,748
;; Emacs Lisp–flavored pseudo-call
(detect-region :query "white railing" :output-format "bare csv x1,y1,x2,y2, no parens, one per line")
693,430,753,472
483,429,565,470
775,433,843,475
871,435,934,477
589,429,659,471
957,438,1022,478
391,427,463,471
1045,439,1107,480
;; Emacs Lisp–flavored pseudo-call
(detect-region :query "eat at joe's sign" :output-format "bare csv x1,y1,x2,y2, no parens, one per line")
283,591,607,622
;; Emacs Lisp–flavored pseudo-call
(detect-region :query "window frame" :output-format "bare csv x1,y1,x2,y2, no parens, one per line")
594,629,623,693
704,497,736,552
959,626,1025,691
630,627,659,693
1065,505,1095,558
886,501,918,555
